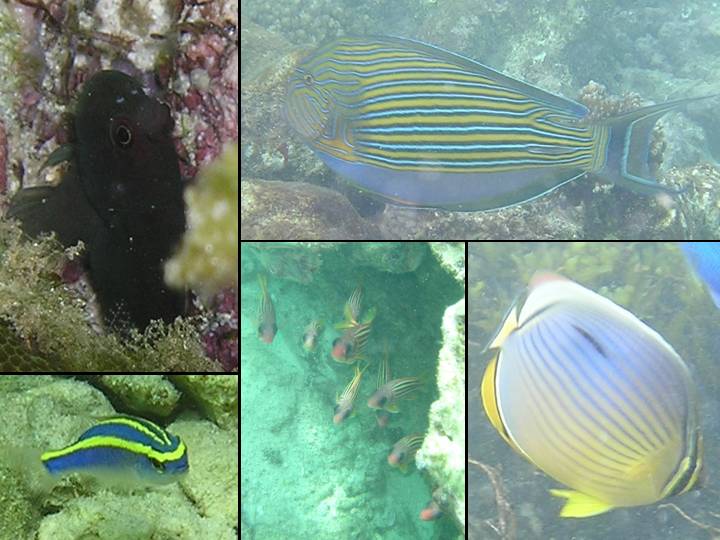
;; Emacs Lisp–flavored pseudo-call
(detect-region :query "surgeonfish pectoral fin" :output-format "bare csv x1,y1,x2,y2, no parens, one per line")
549,489,615,518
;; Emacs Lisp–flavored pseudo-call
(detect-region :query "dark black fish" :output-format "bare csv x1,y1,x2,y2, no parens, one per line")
8,70,186,331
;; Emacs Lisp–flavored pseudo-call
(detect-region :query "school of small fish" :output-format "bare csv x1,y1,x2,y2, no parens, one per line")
255,277,441,521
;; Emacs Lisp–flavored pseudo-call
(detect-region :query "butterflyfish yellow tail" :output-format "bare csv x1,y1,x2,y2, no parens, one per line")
549,489,615,518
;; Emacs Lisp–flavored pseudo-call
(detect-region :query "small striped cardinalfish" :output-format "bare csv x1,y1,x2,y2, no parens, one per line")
367,376,423,413
41,415,189,485
332,288,376,363
341,285,364,326
375,342,392,428
257,274,277,344
387,433,424,472
482,272,703,517
333,362,368,425
331,315,375,363
302,319,324,351
286,36,717,211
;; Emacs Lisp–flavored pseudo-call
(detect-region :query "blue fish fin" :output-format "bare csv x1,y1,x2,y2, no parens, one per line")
597,94,719,196
549,489,614,518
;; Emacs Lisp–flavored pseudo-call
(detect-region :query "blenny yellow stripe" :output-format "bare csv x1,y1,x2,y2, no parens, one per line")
286,36,716,211
482,273,702,517
41,415,189,484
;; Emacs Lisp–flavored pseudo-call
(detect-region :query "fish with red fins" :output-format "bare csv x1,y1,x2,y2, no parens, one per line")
333,362,368,425
332,285,376,363
367,377,423,413
387,433,424,472
302,319,323,351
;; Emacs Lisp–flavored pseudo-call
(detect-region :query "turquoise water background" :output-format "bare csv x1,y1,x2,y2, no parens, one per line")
240,242,462,539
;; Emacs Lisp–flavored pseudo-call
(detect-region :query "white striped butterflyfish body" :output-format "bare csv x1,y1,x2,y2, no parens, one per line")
41,415,189,485
481,272,702,517
286,36,716,211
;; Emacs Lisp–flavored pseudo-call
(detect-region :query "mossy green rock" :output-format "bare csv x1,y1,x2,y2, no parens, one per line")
170,375,238,428
97,375,181,418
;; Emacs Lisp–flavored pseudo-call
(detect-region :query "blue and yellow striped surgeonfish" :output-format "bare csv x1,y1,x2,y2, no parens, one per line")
286,36,716,211
481,272,703,518
41,415,188,485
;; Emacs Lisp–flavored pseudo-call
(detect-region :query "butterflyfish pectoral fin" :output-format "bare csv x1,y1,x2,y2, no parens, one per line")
549,489,614,518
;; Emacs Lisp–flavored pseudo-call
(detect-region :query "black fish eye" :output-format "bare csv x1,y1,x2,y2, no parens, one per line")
304,74,313,85
111,121,133,148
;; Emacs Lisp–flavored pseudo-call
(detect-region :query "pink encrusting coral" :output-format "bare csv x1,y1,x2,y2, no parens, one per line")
201,289,238,372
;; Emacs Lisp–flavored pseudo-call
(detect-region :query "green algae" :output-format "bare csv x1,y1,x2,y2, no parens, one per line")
0,218,217,371
97,375,182,418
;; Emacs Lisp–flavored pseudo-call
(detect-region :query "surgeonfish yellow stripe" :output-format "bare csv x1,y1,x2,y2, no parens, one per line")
41,415,189,485
286,36,717,211
481,272,702,518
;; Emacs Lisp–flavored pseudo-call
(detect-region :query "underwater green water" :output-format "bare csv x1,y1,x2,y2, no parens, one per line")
240,242,463,539
468,242,720,540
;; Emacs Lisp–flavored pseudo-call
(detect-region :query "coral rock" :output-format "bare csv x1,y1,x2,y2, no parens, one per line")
241,180,381,240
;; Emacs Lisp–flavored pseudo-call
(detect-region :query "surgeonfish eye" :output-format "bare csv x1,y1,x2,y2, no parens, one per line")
303,74,313,85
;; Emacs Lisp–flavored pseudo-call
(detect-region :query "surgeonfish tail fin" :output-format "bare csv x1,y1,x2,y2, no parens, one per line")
549,489,614,518
596,94,719,196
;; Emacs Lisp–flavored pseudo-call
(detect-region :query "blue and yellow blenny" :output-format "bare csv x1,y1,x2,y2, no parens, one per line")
286,36,716,211
41,415,188,484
